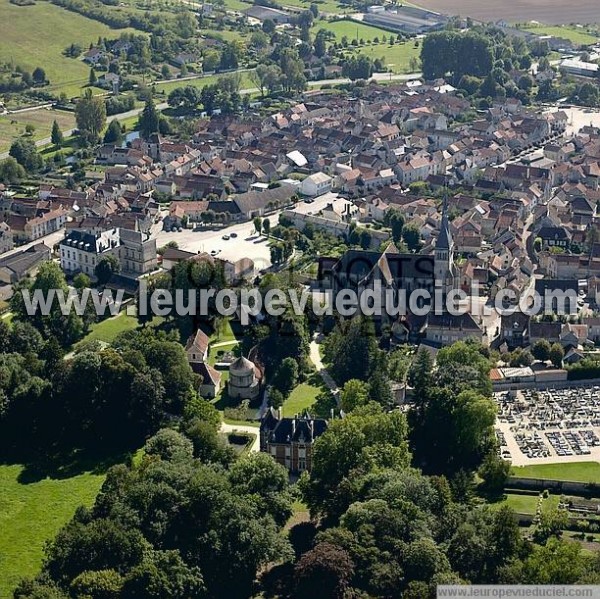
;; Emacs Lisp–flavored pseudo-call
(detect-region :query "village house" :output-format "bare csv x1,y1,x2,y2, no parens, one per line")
260,408,328,473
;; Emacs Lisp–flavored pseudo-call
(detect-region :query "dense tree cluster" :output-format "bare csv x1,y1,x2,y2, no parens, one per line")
17,430,294,599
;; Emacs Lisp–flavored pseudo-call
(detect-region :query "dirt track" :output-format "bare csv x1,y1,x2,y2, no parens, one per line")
416,0,600,25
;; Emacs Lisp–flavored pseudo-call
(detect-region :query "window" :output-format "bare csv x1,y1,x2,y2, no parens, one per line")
298,458,306,471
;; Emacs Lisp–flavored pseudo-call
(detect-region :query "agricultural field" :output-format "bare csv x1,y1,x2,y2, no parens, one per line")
0,463,105,597
0,108,76,154
512,461,600,483
0,0,138,95
522,25,598,45
314,19,394,42
416,0,600,26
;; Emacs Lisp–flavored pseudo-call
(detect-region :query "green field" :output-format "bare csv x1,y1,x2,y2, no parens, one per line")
491,493,539,514
0,0,139,95
315,19,395,42
75,311,141,348
512,462,600,483
523,26,599,46
153,71,254,95
342,41,421,74
0,464,105,597
282,0,350,15
0,108,76,153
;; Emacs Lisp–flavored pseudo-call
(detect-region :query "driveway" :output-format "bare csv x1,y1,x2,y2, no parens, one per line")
309,332,339,395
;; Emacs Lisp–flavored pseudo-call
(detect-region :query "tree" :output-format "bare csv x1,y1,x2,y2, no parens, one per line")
340,379,369,413
251,64,282,97
89,67,97,87
144,428,194,462
32,66,46,85
314,30,327,58
168,85,201,110
9,138,43,173
532,339,551,362
402,222,422,252
73,273,91,290
268,386,285,409
279,48,306,92
103,119,123,145
271,357,299,398
342,54,374,81
262,18,275,34
253,216,263,235
94,255,120,285
549,343,564,368
0,156,26,183
138,96,160,140
75,88,107,144
478,452,510,495
421,31,493,84
293,543,354,599
533,508,569,544
323,316,378,384
263,218,271,236
51,120,63,146
384,207,405,244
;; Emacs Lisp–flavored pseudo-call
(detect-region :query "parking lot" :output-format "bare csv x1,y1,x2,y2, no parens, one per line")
495,387,600,466
152,192,340,271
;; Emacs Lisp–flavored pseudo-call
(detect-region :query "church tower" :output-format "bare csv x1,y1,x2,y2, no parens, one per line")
434,194,456,299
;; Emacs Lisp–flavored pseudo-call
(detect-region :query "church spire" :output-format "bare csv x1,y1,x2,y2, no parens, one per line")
436,193,452,251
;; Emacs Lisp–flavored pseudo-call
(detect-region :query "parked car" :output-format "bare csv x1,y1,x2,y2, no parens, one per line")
222,235,230,240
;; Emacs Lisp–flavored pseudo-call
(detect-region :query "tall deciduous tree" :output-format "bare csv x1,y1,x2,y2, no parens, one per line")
75,88,107,144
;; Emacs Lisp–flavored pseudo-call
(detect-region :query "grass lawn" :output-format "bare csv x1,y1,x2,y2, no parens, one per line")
314,19,395,42
522,26,598,46
283,379,322,417
0,0,138,95
75,312,140,348
210,318,238,344
512,462,600,483
282,0,350,15
340,41,420,74
0,109,76,153
153,71,254,95
0,464,105,597
491,493,539,514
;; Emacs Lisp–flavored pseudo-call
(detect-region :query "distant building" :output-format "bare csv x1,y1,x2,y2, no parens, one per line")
560,59,599,78
185,328,210,364
0,243,50,285
192,361,222,398
0,222,14,255
228,355,262,400
363,5,446,34
59,227,157,280
243,4,291,23
301,172,332,196
260,408,328,473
